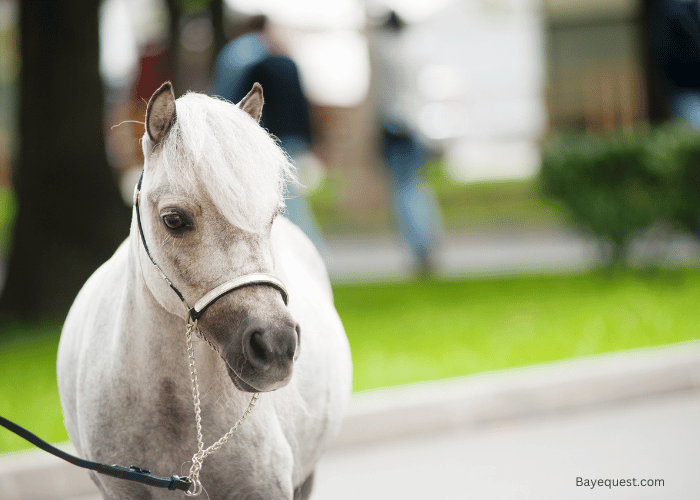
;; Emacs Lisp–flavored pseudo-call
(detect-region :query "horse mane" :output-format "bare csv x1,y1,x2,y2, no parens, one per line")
152,92,297,233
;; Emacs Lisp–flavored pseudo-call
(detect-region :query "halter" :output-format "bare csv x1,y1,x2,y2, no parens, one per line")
133,170,289,496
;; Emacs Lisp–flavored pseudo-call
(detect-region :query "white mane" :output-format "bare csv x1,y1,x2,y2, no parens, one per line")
153,92,297,233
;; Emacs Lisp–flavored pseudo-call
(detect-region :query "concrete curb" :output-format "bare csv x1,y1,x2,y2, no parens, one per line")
336,340,700,447
2,341,699,500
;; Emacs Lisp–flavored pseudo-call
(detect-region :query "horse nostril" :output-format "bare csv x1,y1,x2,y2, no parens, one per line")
247,330,272,370
242,322,299,374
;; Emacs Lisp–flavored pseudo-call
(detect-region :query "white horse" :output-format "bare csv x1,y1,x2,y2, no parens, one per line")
57,82,352,499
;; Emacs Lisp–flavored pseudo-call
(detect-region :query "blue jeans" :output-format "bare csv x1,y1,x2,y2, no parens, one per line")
382,127,443,260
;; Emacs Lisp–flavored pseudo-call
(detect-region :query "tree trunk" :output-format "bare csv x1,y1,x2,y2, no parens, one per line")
0,0,131,319
211,0,226,57
164,0,182,95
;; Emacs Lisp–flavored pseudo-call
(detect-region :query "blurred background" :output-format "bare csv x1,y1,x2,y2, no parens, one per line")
1,0,700,496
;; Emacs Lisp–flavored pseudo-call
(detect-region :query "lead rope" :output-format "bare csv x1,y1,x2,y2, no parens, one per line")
184,319,259,497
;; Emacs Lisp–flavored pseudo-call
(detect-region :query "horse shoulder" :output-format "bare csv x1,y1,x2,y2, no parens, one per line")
57,238,132,448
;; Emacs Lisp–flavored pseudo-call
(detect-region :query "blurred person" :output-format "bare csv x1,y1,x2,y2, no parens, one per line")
648,0,700,127
373,11,444,275
211,14,328,258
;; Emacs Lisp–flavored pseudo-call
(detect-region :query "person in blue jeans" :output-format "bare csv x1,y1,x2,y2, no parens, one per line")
212,15,328,258
381,125,444,275
375,11,444,275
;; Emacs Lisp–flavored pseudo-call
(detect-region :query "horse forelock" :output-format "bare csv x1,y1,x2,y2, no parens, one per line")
151,92,297,233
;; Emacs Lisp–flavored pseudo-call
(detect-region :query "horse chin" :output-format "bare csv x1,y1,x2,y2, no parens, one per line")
225,362,290,393
228,370,258,393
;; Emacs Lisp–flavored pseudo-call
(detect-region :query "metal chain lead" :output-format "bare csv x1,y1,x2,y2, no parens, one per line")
184,319,259,497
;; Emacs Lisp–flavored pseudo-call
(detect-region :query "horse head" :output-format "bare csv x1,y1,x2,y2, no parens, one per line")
137,82,299,393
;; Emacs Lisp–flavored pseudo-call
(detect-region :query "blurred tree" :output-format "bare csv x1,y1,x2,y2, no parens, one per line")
541,132,663,266
211,0,226,56
0,1,130,319
163,0,225,96
164,0,182,91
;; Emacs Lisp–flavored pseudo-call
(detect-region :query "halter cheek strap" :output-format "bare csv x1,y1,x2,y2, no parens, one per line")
133,171,289,321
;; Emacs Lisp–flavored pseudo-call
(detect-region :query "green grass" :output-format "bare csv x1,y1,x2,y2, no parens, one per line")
2,269,700,454
0,321,67,454
336,270,700,392
423,161,567,230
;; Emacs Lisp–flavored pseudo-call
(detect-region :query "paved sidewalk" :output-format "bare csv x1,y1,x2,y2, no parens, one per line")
314,342,700,499
315,389,700,500
325,229,700,281
37,390,700,500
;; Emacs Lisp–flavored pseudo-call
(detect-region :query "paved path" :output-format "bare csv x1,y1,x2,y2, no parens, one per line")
325,229,700,281
314,390,700,500
2,228,697,287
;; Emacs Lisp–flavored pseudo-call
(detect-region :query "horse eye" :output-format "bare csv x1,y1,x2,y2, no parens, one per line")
162,213,185,230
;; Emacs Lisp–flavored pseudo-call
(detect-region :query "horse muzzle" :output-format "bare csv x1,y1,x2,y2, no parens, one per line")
202,289,300,393
234,317,300,392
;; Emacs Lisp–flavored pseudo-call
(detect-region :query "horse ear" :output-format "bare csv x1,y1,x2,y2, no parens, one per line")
146,81,176,145
238,82,264,123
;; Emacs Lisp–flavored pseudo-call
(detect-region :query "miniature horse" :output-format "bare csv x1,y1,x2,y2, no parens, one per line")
57,82,352,499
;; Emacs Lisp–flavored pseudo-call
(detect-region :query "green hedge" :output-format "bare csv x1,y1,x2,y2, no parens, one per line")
541,124,700,264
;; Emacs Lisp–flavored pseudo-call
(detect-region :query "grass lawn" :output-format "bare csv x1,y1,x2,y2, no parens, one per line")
0,321,66,455
2,269,700,454
339,270,700,392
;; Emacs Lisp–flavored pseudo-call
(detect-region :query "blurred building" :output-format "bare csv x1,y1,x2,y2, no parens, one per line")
365,0,650,184
391,0,547,184
545,0,648,133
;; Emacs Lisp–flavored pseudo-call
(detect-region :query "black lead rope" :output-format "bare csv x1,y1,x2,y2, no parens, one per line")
0,170,189,493
0,172,191,494
0,415,191,492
